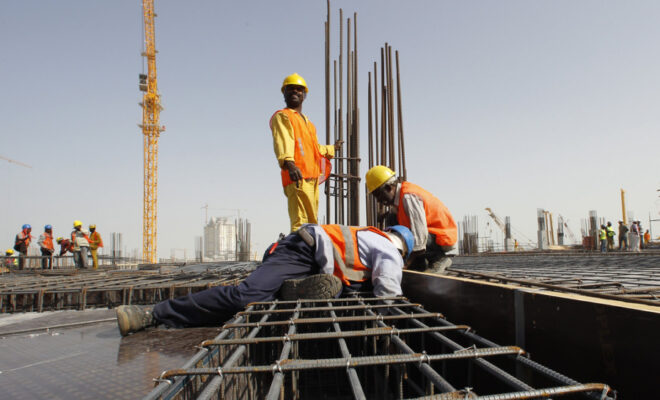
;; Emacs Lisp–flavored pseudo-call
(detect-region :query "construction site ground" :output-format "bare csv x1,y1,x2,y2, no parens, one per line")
0,253,658,399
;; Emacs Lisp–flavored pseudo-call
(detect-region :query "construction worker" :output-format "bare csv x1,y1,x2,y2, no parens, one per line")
606,221,615,251
599,224,607,253
71,220,90,269
115,224,413,336
14,224,32,270
57,237,74,256
366,165,457,274
630,221,641,252
644,230,651,247
37,225,55,269
618,221,628,251
270,73,343,232
3,249,18,268
88,224,103,269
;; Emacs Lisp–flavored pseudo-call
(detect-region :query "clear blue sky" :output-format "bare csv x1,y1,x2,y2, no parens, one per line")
2,1,660,257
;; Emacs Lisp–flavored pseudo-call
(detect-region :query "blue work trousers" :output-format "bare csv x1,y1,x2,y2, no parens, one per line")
153,231,319,328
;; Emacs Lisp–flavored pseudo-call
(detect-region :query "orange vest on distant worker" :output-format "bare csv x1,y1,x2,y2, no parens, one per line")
396,181,458,247
42,232,54,251
90,231,104,248
321,224,391,285
270,108,331,187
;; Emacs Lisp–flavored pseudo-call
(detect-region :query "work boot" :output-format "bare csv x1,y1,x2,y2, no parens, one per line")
425,256,452,275
280,274,342,300
116,305,155,336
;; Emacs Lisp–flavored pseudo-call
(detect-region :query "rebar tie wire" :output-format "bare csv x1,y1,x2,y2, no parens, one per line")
156,346,524,379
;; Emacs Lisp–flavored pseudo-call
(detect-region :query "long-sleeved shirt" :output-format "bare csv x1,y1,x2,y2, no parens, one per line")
392,183,428,252
306,224,404,298
71,229,90,251
271,110,335,168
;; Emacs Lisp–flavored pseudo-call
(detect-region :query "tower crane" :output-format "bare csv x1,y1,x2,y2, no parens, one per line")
140,0,164,263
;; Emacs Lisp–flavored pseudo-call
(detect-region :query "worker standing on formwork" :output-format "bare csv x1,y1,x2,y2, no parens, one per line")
88,224,103,269
37,225,55,270
599,225,608,253
14,224,32,270
71,221,90,269
270,73,343,232
606,221,615,251
366,166,458,274
618,221,628,251
115,224,413,336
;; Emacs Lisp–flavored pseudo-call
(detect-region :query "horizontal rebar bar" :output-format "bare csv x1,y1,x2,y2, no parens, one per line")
201,325,470,347
157,346,524,379
238,302,421,315
405,383,613,400
247,295,406,305
221,312,443,329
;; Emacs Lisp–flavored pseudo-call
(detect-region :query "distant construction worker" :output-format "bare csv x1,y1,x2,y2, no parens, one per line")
88,224,103,269
630,221,641,252
37,225,55,269
71,220,90,269
644,230,651,247
3,249,18,268
599,224,607,253
115,224,413,336
56,237,74,256
606,221,615,251
618,221,628,251
14,224,32,270
366,165,457,274
270,73,343,232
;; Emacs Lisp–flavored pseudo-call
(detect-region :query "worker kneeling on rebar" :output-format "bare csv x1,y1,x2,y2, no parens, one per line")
366,165,457,274
115,224,413,336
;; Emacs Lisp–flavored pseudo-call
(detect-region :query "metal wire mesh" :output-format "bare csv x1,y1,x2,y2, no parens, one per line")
145,294,614,400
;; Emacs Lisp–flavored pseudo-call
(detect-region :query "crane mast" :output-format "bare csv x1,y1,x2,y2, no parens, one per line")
140,0,163,264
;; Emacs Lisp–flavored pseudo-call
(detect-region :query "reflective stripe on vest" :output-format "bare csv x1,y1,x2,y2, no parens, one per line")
270,108,331,187
396,181,458,247
321,224,391,285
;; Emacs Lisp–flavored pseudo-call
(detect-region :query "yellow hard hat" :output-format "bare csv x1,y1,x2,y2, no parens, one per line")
89,224,96,229
73,220,82,227
5,249,13,255
56,237,63,243
281,73,308,93
366,165,396,193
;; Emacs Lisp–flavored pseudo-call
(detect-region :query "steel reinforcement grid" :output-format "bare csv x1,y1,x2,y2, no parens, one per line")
449,253,660,307
144,295,615,400
0,268,252,313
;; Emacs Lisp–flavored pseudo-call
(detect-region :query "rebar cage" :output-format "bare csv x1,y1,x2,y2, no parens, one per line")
145,294,614,400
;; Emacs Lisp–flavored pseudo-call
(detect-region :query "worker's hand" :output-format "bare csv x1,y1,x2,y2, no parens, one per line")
283,160,303,188
334,139,344,152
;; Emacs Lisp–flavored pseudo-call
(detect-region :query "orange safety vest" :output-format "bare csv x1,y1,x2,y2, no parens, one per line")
71,231,90,243
270,108,331,187
90,231,104,248
42,232,54,251
396,181,458,247
321,224,391,286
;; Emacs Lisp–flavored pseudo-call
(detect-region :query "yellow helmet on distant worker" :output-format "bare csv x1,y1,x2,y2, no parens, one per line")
5,249,13,255
73,220,82,228
56,237,63,243
281,73,308,93
366,165,396,193
89,224,96,229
